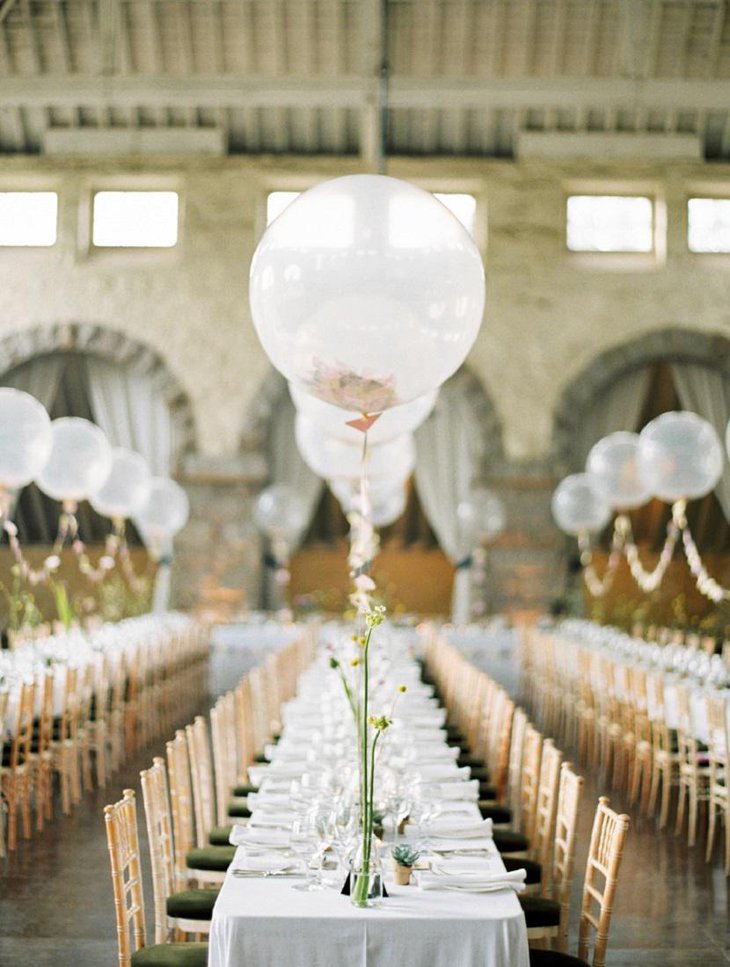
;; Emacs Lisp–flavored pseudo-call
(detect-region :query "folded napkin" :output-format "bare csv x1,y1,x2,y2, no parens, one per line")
246,792,290,809
229,825,291,848
248,810,296,828
232,853,297,873
416,868,526,893
416,764,471,782
413,746,460,763
406,817,493,841
420,780,479,801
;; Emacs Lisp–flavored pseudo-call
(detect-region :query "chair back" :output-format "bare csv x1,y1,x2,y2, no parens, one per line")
35,672,55,756
210,694,238,826
507,707,527,816
531,738,563,874
578,796,630,967
186,715,216,846
550,763,584,951
140,757,176,945
104,789,147,967
707,695,729,782
166,729,196,888
520,724,543,840
9,679,35,769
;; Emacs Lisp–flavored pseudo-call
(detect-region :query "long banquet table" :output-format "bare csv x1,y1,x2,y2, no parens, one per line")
208,624,530,967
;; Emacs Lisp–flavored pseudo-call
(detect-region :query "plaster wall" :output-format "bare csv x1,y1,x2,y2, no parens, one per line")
0,154,727,463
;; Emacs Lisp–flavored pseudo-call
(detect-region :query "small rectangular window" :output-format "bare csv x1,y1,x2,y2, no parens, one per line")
92,191,179,248
566,195,653,253
0,192,58,246
687,198,730,253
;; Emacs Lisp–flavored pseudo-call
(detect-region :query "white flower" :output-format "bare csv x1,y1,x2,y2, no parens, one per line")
44,554,61,572
354,573,376,592
3,520,17,537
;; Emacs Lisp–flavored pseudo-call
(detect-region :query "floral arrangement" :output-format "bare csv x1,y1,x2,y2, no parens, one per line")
303,357,399,414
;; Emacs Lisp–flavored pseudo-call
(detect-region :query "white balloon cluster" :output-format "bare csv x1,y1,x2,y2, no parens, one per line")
551,411,730,603
0,387,189,586
249,173,487,602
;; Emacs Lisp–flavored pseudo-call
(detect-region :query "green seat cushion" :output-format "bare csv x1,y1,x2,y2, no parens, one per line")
227,801,252,819
479,782,497,800
494,829,529,854
471,767,490,783
479,804,512,824
528,949,587,967
131,942,209,967
457,754,485,769
166,888,218,920
503,856,542,885
519,894,561,928
232,783,259,797
253,752,270,764
186,845,235,872
208,825,233,846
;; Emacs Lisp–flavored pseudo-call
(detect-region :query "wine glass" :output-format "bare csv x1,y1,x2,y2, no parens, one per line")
290,817,320,891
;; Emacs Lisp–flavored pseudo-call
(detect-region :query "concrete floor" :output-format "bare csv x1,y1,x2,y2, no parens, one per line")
2,683,730,965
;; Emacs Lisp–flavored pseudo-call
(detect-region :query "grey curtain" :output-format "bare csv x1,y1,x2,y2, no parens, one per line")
572,366,651,470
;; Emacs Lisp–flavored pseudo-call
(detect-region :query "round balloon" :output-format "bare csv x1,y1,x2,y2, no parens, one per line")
289,383,438,445
90,448,152,520
457,488,506,547
332,479,407,516
36,417,113,502
637,411,724,502
586,431,652,510
134,477,190,552
250,175,485,413
254,484,310,543
371,488,407,528
295,414,415,483
0,388,52,491
551,473,612,536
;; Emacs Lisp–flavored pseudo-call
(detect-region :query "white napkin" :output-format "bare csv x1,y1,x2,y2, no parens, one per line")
248,810,296,828
416,868,526,893
425,837,494,853
229,825,291,848
246,792,290,809
405,817,493,840
416,764,471,782
421,780,479,801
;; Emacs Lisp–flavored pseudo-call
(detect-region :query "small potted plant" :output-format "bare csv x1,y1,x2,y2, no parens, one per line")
391,844,420,886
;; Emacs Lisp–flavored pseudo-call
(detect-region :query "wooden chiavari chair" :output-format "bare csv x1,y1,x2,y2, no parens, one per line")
705,695,730,873
53,666,81,815
626,665,652,813
675,683,710,847
184,718,235,882
520,762,584,951
104,788,208,967
646,674,679,828
529,796,630,967
140,758,217,943
30,671,55,830
1,679,35,849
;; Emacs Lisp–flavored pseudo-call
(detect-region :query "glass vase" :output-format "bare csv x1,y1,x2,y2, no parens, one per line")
349,838,383,908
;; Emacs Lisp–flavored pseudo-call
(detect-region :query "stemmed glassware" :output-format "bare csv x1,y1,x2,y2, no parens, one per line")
290,816,321,891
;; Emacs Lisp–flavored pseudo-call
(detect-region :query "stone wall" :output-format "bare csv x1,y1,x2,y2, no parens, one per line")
0,153,727,614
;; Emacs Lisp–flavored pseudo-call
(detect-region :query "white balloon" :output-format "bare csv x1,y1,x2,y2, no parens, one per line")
371,488,407,528
586,431,652,510
134,477,189,554
90,448,152,520
331,478,407,517
638,411,724,502
457,488,506,548
0,388,52,491
250,175,485,412
254,484,309,543
289,383,438,445
552,473,612,536
295,413,415,483
36,417,112,502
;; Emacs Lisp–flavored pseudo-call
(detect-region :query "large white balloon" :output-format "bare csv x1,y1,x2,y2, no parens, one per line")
295,414,415,483
552,473,612,536
90,448,152,520
254,484,309,544
250,175,485,413
586,431,652,510
457,488,506,548
36,417,112,502
331,478,407,516
371,488,408,528
638,411,723,502
134,477,190,555
0,388,52,491
289,383,438,445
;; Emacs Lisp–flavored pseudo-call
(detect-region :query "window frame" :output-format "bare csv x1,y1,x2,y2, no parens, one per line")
0,189,59,249
686,195,730,256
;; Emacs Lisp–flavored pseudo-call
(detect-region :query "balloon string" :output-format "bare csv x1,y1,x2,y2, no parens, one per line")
672,501,730,604
578,522,624,598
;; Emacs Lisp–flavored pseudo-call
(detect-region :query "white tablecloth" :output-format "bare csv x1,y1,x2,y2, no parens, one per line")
208,624,529,967
210,845,529,967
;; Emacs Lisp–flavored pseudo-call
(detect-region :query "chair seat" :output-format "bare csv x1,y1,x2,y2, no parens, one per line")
186,845,235,872
131,942,209,966
479,782,497,800
470,767,490,783
457,754,485,769
253,752,270,764
166,888,218,920
520,894,561,928
209,825,233,846
528,948,587,967
232,783,259,797
479,804,512,824
493,829,529,854
503,856,542,885
228,801,252,819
